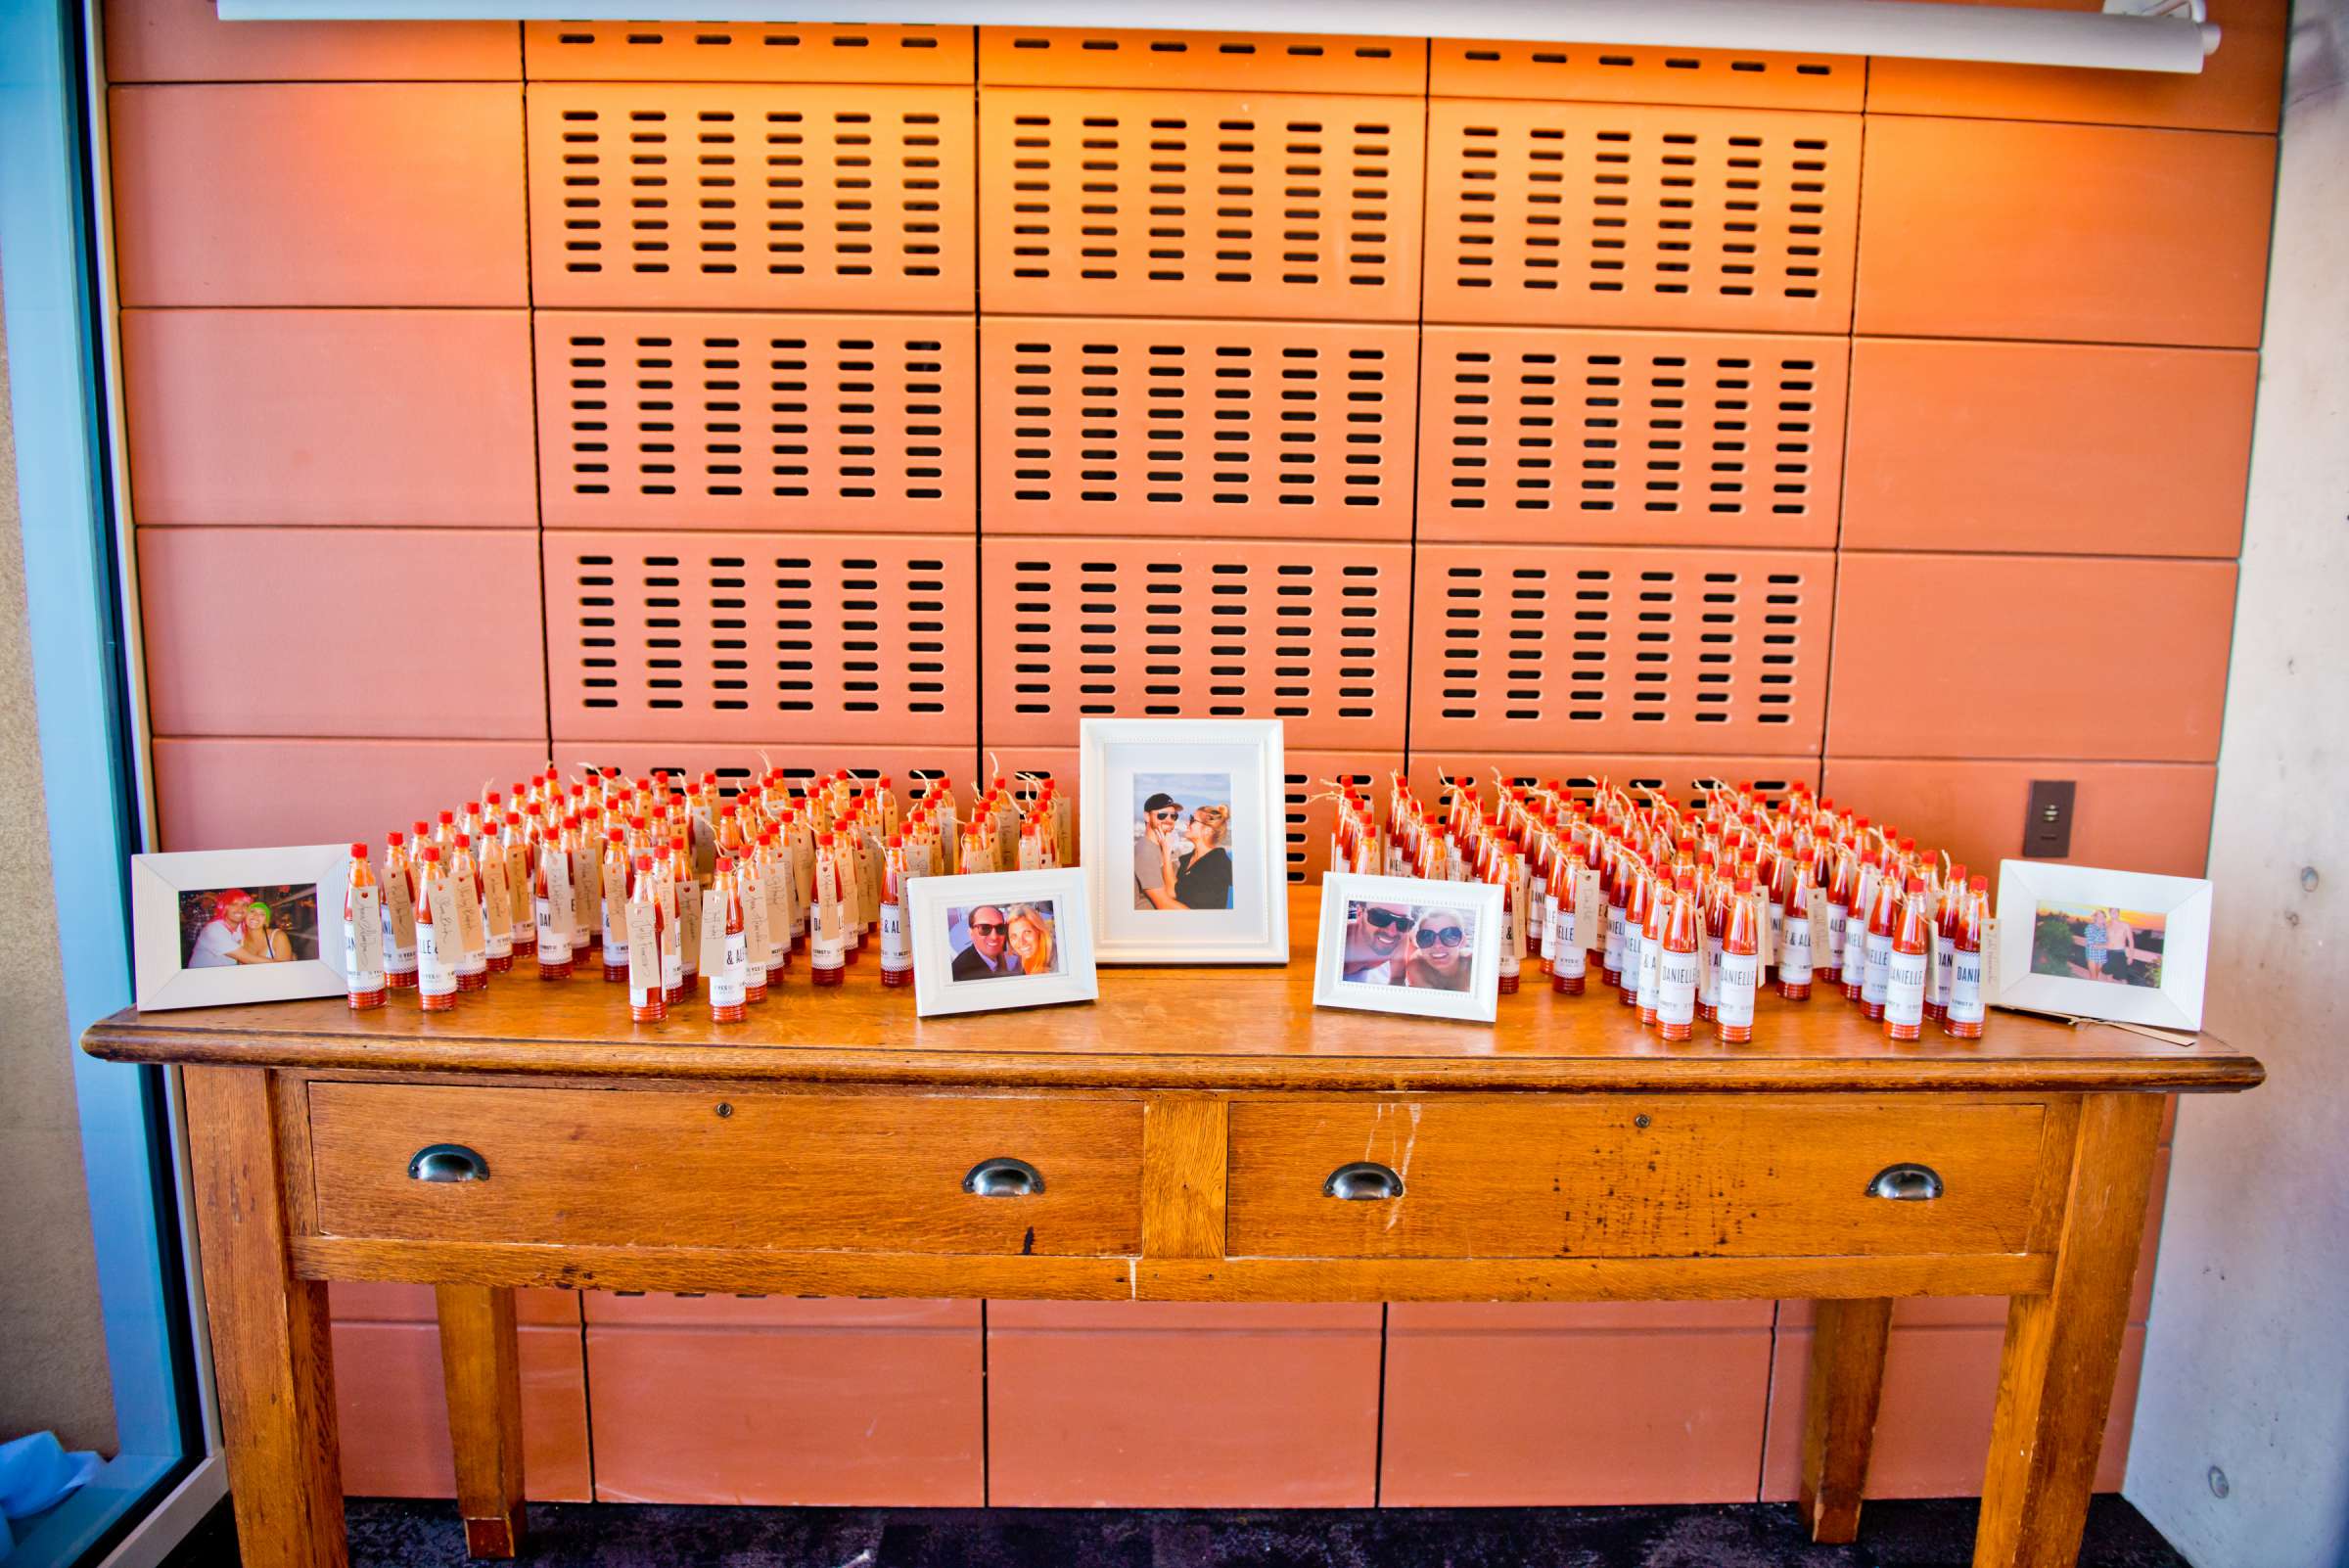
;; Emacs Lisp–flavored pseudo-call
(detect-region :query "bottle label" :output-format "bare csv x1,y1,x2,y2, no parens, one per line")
678,885,702,976
712,931,748,1008
480,853,514,943
381,867,417,968
1824,903,1847,967
1604,907,1628,971
1717,951,1760,1028
451,874,487,969
699,890,728,981
742,863,773,973
1949,951,1986,1023
603,862,630,949
1863,930,1893,1004
627,901,661,1008
1932,933,1955,1004
1886,951,1928,1027
1637,933,1662,1007
535,895,571,963
345,886,385,989
416,917,458,997
881,900,910,969
542,853,574,944
1657,955,1697,1027
1700,933,1725,1006
1780,917,1814,985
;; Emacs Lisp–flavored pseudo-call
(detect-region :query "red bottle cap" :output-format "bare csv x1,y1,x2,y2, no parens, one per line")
387,831,404,847
350,842,369,857
423,846,442,862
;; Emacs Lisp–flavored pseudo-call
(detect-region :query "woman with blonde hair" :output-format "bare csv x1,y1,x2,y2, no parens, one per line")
236,900,298,964
1404,906,1473,992
1144,804,1234,911
1005,903,1058,977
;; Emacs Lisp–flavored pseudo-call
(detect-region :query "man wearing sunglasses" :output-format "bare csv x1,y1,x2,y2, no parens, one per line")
1342,900,1415,985
1133,792,1185,910
951,905,1024,981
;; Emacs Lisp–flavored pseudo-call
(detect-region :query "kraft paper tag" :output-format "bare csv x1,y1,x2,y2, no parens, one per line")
450,872,487,960
569,847,593,940
381,860,417,952
770,853,797,940
742,862,772,966
812,863,845,946
1807,886,1831,943
691,806,717,881
345,885,384,977
503,844,534,935
678,881,703,970
657,874,681,961
480,851,514,940
541,853,574,941
626,901,660,999
1981,917,2002,1002
1508,873,1528,960
699,889,728,981
603,861,629,938
1574,868,1603,944
425,880,461,960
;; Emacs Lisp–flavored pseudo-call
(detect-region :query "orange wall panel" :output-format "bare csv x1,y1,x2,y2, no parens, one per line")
106,0,518,82
138,529,547,741
122,309,537,529
151,740,555,853
330,1282,581,1326
1864,0,2284,133
329,1321,591,1501
1405,754,1821,813
1855,116,2275,348
1825,554,2236,762
110,84,527,307
1820,759,2216,879
1418,326,1850,548
987,1303,1381,1507
1430,39,1863,111
524,22,974,83
979,27,1425,93
1842,338,2256,558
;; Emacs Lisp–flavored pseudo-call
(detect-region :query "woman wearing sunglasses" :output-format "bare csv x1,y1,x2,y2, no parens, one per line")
1404,907,1474,992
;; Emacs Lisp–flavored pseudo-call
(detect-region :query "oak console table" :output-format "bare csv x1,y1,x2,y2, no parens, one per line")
85,886,2263,1568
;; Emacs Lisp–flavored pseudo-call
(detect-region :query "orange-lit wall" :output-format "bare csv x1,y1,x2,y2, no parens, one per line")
107,0,2278,1508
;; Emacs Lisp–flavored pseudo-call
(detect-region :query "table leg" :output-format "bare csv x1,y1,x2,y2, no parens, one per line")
434,1285,528,1558
1798,1296,1893,1544
183,1066,348,1568
1974,1093,2163,1568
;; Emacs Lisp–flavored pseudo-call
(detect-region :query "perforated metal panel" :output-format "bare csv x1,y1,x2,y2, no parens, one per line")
1422,100,1860,333
548,743,975,806
978,28,1425,93
1404,755,1820,815
535,311,975,530
544,532,977,744
1408,545,1830,755
979,317,1416,539
1429,40,1863,112
978,88,1424,323
980,540,1409,750
524,22,975,83
1418,326,1848,548
527,83,975,311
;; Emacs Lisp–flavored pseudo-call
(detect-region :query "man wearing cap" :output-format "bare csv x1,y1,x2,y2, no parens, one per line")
1135,792,1184,910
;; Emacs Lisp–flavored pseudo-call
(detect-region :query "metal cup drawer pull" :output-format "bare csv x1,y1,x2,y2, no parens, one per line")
408,1143,489,1183
1324,1162,1405,1202
963,1157,1043,1197
1866,1163,1945,1201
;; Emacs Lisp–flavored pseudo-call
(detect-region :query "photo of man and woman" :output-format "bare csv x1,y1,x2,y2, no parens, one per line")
2030,899,2166,990
946,900,1063,984
179,884,318,968
1131,773,1235,912
1340,900,1477,992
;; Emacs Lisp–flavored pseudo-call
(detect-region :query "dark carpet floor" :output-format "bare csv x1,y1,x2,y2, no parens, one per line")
163,1496,2189,1568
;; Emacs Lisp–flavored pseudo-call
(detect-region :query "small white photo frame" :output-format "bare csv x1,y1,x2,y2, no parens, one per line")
1081,717,1289,965
133,845,352,1011
1993,858,2211,1032
1313,873,1504,1025
908,867,1099,1018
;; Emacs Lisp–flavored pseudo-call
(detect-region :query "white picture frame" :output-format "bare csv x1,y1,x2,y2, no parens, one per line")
1993,858,2211,1032
1080,718,1289,965
1312,873,1505,1024
132,845,352,1012
908,867,1098,1018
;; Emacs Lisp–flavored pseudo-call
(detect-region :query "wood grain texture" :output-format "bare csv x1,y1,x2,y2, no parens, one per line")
433,1285,525,1558
308,1083,1143,1256
183,1066,348,1568
83,890,2263,1095
1227,1096,2053,1261
1141,1097,1228,1259
1973,1093,2166,1568
1800,1297,1893,1544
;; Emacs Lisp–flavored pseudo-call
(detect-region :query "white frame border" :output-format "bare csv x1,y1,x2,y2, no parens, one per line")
1080,718,1289,965
1312,873,1505,1025
131,845,351,1012
1993,858,2211,1032
907,867,1099,1018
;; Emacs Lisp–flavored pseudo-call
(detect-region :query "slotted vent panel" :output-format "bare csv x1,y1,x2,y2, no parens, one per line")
536,311,975,530
1418,326,1848,548
1404,755,1819,818
1285,757,1393,884
1407,545,1830,755
1423,100,1860,333
524,23,976,83
545,532,977,745
980,540,1410,750
978,87,1424,322
527,83,975,311
1429,40,1863,111
980,317,1417,539
978,28,1426,93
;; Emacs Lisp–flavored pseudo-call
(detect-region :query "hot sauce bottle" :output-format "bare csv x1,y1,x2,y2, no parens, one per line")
1549,832,1591,996
534,818,574,981
654,842,685,1006
1777,859,1815,1001
1496,851,1523,997
449,833,489,992
810,833,847,987
670,833,700,992
1928,863,1965,1025
1860,860,1899,1023
626,853,666,1024
1635,868,1664,1027
1656,877,1700,1043
479,808,515,975
344,843,387,1010
1716,871,1762,1046
1944,874,1989,1039
1601,841,1630,991
503,805,537,962
1885,875,1932,1041
381,829,419,990
880,834,912,989
414,846,459,1013
708,856,749,1025
600,826,632,984
1697,867,1726,1024
738,842,770,1005
759,827,792,980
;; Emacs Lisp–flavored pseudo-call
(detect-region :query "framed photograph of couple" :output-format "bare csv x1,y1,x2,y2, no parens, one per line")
132,845,353,1011
1993,858,2212,1032
907,867,1098,1018
1313,873,1505,1024
1081,718,1288,965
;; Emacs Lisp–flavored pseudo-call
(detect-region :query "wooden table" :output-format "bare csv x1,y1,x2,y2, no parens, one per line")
84,885,2263,1568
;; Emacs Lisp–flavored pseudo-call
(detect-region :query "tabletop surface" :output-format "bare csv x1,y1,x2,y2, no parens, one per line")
87,886,2262,1095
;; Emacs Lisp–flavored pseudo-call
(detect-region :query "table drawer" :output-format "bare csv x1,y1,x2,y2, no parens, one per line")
1226,1097,2058,1261
307,1083,1143,1256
